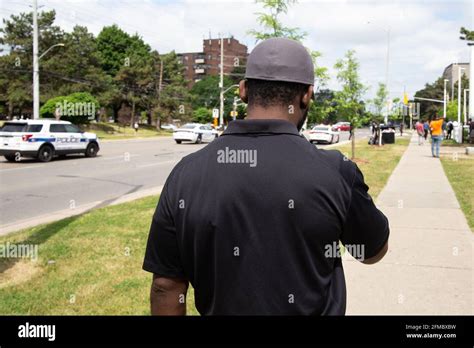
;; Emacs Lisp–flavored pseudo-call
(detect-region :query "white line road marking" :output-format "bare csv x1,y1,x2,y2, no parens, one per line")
0,165,45,173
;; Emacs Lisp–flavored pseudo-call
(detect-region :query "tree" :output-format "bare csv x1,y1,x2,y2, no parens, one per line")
307,89,336,126
0,10,64,118
193,107,212,123
414,74,469,121
460,27,474,42
247,0,306,42
41,25,107,99
334,50,367,159
190,75,234,110
445,100,458,121
372,83,388,119
414,77,445,120
153,51,192,128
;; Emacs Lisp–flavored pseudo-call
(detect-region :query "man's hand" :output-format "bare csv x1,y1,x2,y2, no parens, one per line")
150,274,189,315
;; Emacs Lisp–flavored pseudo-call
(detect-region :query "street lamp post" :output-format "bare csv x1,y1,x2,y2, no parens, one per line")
32,42,65,120
457,67,465,142
469,43,474,122
32,0,39,120
219,84,239,125
443,79,449,119
464,89,469,124
367,21,390,124
32,0,65,120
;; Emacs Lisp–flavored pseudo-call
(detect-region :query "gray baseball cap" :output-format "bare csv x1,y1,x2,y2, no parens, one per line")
245,38,314,85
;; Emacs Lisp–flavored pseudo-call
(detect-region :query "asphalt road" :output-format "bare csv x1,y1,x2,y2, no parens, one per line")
0,129,372,227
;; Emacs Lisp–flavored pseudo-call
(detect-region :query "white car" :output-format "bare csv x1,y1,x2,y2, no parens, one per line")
160,124,177,131
307,125,340,144
173,123,218,144
0,119,100,162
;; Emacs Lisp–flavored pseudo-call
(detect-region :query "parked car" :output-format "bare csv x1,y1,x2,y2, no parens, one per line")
173,123,218,144
307,125,340,144
332,122,351,132
0,119,99,162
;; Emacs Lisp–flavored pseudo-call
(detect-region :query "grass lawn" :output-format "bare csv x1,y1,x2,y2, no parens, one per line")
0,137,409,315
333,136,410,198
81,122,172,140
440,155,474,232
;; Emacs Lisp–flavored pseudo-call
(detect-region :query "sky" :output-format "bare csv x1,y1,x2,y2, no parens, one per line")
1,0,473,101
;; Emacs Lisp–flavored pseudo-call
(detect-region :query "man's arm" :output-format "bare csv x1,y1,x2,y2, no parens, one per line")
340,163,390,264
150,274,189,315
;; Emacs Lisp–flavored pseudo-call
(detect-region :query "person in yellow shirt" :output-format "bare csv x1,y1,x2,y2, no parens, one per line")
429,116,444,158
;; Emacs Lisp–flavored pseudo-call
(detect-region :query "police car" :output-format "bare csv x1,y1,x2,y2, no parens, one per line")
0,119,100,162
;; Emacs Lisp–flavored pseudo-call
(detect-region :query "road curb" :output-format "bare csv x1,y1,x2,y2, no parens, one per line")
0,185,164,236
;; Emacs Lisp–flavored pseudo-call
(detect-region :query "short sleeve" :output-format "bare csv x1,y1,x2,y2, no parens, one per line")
142,182,185,278
340,165,389,261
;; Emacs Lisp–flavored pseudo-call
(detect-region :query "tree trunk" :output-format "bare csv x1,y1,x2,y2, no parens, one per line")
113,105,119,123
147,108,152,125
130,98,135,128
8,101,13,119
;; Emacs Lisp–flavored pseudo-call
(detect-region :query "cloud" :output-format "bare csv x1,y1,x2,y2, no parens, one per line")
1,0,472,99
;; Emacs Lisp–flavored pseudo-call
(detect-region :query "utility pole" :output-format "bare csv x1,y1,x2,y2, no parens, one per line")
159,59,163,94
219,34,224,127
155,59,164,129
32,0,39,119
384,27,390,125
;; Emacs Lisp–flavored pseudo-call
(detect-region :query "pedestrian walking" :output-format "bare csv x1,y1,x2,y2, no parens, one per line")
447,121,453,140
469,118,474,144
134,122,139,135
423,120,429,140
429,116,444,158
415,121,424,145
399,122,404,137
143,38,389,316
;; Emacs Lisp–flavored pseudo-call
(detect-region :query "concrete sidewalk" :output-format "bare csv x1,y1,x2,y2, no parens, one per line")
344,133,473,314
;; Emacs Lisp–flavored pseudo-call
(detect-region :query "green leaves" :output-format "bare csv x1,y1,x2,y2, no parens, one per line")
334,50,367,127
248,0,306,42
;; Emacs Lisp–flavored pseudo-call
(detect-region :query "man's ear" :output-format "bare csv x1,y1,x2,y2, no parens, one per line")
239,80,248,103
301,85,314,109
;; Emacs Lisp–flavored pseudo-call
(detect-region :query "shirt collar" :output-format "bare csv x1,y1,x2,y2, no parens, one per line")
221,119,301,136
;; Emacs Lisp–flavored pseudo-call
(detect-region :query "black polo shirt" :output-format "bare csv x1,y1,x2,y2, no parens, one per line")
143,119,389,315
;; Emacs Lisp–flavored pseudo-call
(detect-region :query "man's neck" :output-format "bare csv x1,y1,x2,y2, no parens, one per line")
246,106,299,127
